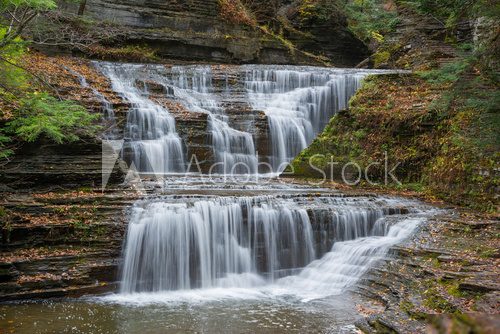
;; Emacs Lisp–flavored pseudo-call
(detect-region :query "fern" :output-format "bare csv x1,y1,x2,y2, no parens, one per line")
6,93,101,144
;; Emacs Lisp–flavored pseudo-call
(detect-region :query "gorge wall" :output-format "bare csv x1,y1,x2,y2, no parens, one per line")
54,0,368,66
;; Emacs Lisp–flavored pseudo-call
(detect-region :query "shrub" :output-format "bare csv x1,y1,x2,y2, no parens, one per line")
345,0,399,43
218,0,257,26
418,58,471,85
298,0,343,25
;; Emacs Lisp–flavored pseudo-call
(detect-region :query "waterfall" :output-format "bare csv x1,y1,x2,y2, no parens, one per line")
64,66,118,139
245,67,366,172
278,217,422,300
120,196,315,293
152,66,258,174
95,62,378,175
119,195,413,295
87,62,426,309
95,63,186,174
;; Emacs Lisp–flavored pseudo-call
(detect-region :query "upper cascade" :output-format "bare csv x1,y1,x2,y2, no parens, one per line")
95,63,384,175
95,63,186,174
154,65,259,174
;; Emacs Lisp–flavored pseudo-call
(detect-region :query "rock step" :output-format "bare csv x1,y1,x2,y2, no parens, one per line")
0,282,118,301
145,0,220,16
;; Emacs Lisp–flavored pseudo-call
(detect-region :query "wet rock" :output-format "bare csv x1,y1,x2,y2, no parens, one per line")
135,79,173,95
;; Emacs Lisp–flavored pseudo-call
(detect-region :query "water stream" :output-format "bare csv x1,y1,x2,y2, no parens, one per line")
95,63,186,174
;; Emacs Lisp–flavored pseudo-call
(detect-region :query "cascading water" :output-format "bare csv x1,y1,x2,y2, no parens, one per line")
96,63,378,175
153,66,258,174
120,196,315,293
278,217,422,300
91,63,425,307
96,63,186,174
64,66,118,139
245,67,366,172
119,194,421,298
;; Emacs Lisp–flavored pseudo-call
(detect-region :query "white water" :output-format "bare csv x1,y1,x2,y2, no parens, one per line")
277,217,422,301
245,67,365,172
95,63,186,173
95,63,381,174
120,196,316,293
108,206,423,304
117,194,422,302
153,66,259,174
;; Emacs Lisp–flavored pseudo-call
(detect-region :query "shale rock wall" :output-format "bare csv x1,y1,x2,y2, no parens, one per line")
58,0,367,66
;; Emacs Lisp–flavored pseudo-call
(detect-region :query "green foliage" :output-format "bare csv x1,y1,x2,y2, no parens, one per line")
0,0,101,160
403,0,500,30
373,50,390,67
298,0,342,25
0,0,57,49
479,247,497,258
418,58,471,85
0,133,13,158
0,47,100,159
0,29,27,92
424,288,457,313
5,92,100,144
0,0,56,11
345,0,399,43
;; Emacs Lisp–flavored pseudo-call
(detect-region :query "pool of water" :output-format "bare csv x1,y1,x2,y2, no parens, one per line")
1,293,361,333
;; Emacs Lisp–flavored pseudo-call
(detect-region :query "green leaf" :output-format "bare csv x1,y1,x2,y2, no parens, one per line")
5,92,101,144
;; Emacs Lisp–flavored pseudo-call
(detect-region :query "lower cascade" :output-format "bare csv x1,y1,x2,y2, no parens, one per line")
119,194,423,297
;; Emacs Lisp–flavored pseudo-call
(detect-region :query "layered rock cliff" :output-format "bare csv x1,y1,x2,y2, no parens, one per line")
52,0,368,66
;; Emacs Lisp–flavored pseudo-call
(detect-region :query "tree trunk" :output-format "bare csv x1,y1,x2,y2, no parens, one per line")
78,0,87,16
